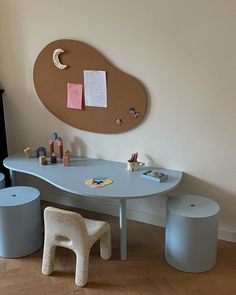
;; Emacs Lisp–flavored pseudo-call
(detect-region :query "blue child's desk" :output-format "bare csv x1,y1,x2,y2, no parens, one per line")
4,152,182,260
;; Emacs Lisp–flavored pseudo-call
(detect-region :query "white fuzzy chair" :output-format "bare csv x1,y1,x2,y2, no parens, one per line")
42,206,111,287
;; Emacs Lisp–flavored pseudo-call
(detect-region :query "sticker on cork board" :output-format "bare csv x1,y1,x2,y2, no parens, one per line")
33,39,147,133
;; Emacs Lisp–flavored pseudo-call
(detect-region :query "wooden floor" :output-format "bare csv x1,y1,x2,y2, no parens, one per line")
0,202,236,295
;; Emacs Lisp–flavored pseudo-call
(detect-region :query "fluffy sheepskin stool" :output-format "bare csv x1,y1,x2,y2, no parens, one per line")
42,206,111,287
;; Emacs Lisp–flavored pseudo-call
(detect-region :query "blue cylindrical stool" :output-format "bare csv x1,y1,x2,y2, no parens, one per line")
165,194,220,273
0,186,43,258
0,173,5,189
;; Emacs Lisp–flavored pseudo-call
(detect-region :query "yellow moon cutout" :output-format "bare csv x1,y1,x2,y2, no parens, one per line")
85,178,113,188
52,48,68,70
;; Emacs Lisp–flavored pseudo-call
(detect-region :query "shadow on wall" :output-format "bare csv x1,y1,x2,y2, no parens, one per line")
145,154,159,167
169,173,236,230
70,137,87,157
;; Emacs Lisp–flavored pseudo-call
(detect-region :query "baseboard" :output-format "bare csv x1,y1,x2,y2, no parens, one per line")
40,189,236,243
217,228,236,242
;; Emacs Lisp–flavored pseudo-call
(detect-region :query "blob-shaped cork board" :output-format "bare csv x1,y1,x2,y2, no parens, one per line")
33,39,147,133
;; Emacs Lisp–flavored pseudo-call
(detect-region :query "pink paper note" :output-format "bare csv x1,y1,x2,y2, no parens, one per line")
67,83,83,110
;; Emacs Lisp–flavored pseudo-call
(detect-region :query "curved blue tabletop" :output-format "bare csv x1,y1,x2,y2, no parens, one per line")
4,153,182,199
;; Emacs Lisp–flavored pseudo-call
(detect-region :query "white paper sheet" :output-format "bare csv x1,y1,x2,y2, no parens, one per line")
83,70,107,108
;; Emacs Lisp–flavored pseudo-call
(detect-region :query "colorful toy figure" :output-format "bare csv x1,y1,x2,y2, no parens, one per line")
49,133,63,159
36,146,47,158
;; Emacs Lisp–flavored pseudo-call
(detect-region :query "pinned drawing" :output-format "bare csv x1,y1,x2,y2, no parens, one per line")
84,70,107,108
67,83,83,110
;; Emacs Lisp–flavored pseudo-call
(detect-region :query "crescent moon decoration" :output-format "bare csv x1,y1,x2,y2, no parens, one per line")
52,48,68,70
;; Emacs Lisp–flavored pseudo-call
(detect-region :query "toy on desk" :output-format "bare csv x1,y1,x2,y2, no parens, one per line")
24,147,34,158
36,146,47,158
141,170,168,182
39,155,48,165
127,152,145,171
63,149,71,166
50,152,57,164
49,133,63,159
85,177,113,188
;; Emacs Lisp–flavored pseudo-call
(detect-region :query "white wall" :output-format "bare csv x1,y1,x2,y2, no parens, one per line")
0,0,236,241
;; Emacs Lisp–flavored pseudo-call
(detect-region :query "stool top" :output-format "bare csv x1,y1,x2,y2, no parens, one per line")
0,186,40,207
167,194,220,218
0,173,5,182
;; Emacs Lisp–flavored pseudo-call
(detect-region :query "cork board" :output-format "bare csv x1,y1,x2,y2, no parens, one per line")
33,39,147,133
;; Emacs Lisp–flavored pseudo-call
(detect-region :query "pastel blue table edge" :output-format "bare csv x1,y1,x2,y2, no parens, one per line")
3,152,182,199
3,152,183,261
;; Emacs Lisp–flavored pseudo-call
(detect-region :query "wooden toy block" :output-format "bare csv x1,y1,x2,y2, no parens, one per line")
39,155,48,165
64,149,71,157
58,143,63,159
24,147,34,158
49,142,54,155
50,152,57,164
63,155,69,166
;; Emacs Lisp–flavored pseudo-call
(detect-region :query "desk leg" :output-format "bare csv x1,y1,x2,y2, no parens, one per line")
10,170,16,186
119,199,127,260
